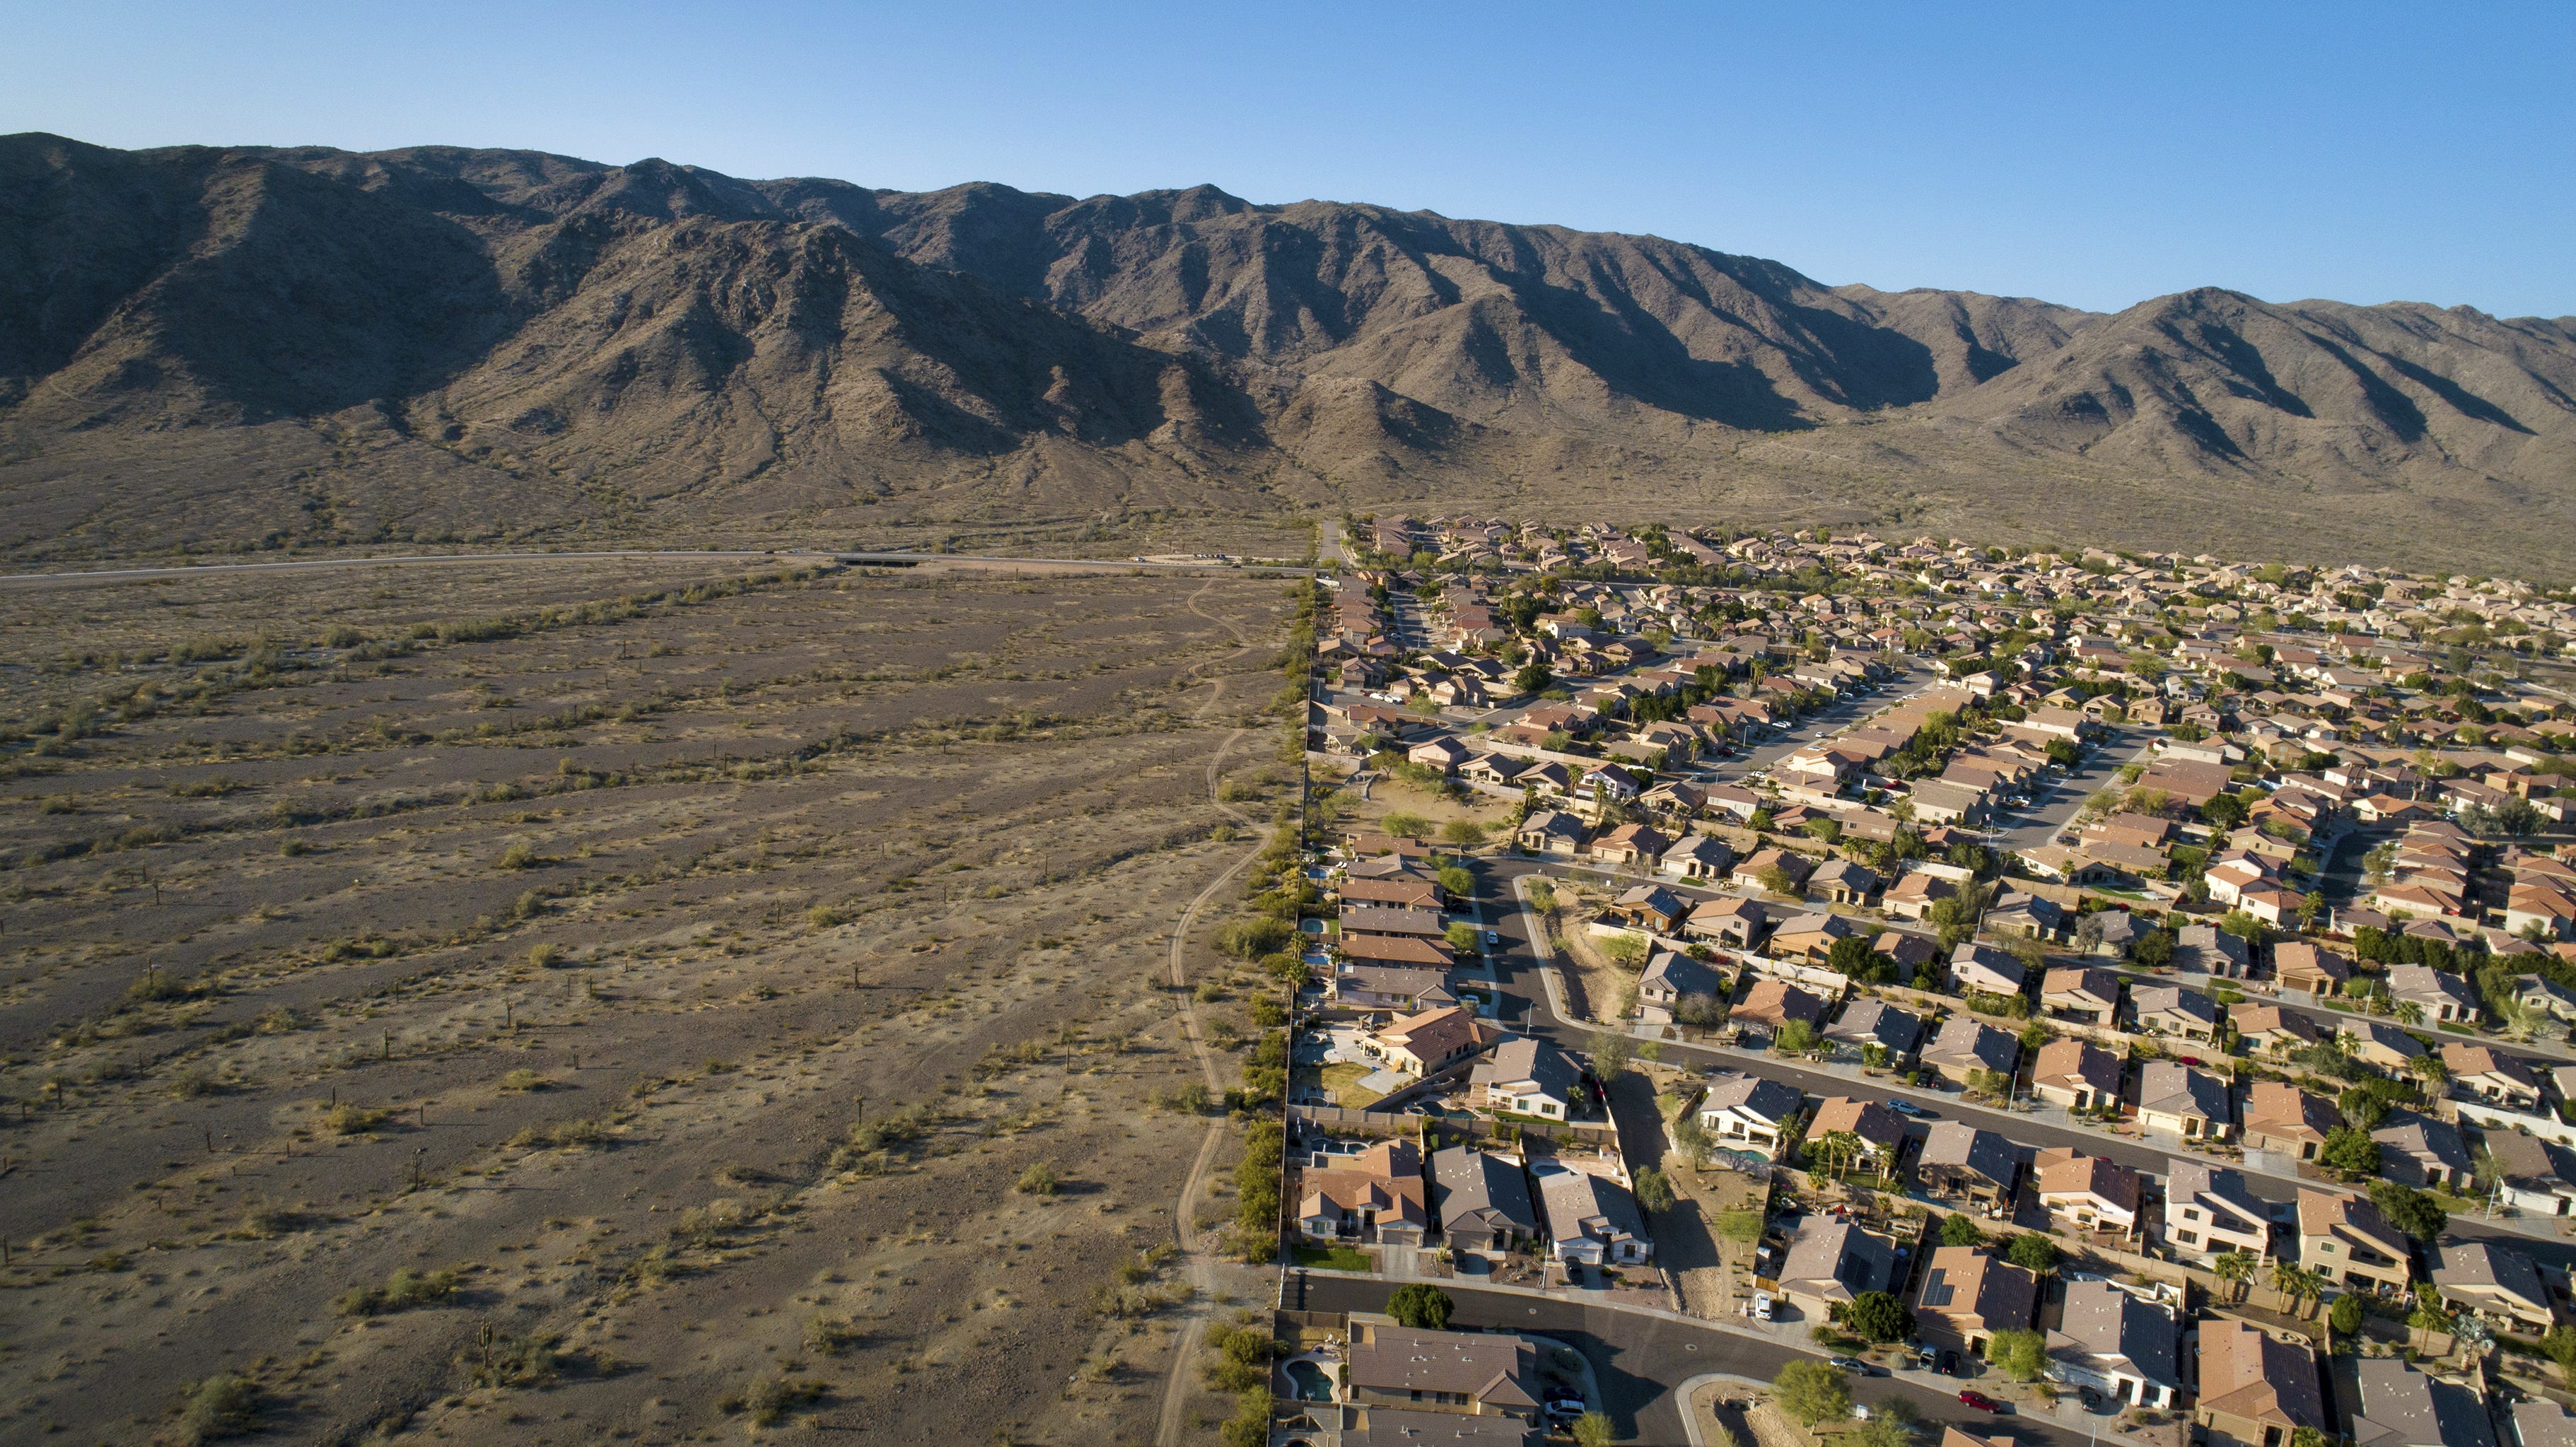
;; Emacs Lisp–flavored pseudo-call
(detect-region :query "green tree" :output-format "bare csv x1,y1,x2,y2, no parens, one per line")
1587,1031,1633,1082
2368,1181,2447,1241
2540,1323,2576,1387
1774,1361,1851,1427
1670,1113,1713,1170
1571,1412,1616,1447
1633,1167,1675,1214
2213,1250,2259,1303
1440,819,1490,850
1445,921,1484,955
1382,812,1434,840
2005,1233,2060,1275
2329,1293,2365,1335
1216,916,1295,959
1983,1328,2046,1381
1845,1291,1914,1344
1775,1019,1820,1054
1438,865,1476,900
1939,1213,1985,1248
1386,1283,1453,1330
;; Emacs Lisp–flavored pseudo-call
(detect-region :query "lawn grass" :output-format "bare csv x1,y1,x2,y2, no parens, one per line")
1293,1243,1375,1271
1319,1062,1386,1108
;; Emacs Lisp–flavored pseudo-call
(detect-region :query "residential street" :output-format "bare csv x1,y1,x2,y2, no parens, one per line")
1293,1275,2097,1447
1467,855,2576,1277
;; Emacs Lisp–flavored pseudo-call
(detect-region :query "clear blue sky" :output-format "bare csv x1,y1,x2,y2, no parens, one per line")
7,1,2570,317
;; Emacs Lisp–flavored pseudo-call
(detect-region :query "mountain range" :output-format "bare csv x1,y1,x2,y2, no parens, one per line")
4,132,2572,575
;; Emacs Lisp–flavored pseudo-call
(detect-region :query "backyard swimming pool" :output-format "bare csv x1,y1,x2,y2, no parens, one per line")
1285,1359,1333,1402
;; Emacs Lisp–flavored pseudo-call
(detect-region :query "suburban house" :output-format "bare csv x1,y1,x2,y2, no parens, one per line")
1906,780,1989,826
1684,896,1771,949
2242,1082,2339,1161
2047,1279,2180,1408
2348,1357,2498,1447
1299,1141,1431,1246
2433,1241,2558,1333
1469,1038,1583,1120
1346,1321,1544,1421
1807,1096,1908,1175
1607,884,1689,934
2174,922,2254,978
1431,1146,1538,1255
2137,1061,2236,1142
2298,1190,2415,1296
2512,1402,2576,1447
1919,1015,2021,1087
1592,824,1673,869
1949,944,2028,995
1773,1219,1906,1323
1366,1007,1504,1079
2372,1111,2473,1191
2341,1021,2429,1072
1913,1246,2039,1356
1335,964,1459,1013
1732,979,1829,1037
1697,1071,1805,1160
2485,1131,2576,1219
2034,1147,2141,1238
1535,1165,1653,1265
2164,1160,2274,1263
2126,984,2217,1042
2040,966,2123,1025
2387,963,2481,1024
1916,1120,2021,1206
1884,870,1959,921
2272,939,2350,996
1514,809,1590,857
2230,1003,2322,1055
1766,912,1861,963
1661,834,1735,881
1983,890,2065,940
2030,1037,2123,1112
1810,860,1879,905
1822,999,1925,1060
2194,1319,2327,1447
1636,950,1724,1026
2442,1043,2543,1109
1340,933,1457,970
1734,848,1816,896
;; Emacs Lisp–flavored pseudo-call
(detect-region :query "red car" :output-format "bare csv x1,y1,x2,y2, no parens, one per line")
1959,1391,2001,1412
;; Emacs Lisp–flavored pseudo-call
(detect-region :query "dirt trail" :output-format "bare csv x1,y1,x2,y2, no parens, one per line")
1152,580,1278,1447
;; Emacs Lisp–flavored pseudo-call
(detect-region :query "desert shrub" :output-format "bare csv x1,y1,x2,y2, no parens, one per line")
320,1103,390,1135
337,1267,460,1316
741,1375,827,1427
178,1374,260,1443
527,942,564,968
509,1117,605,1149
497,838,540,870
499,1070,552,1093
1215,916,1295,959
1155,1082,1214,1114
1016,1162,1061,1196
463,1331,558,1388
804,1315,863,1356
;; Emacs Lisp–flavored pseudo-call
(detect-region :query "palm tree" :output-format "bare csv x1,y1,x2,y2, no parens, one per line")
2271,1261,2326,1313
2394,999,2424,1027
2213,1250,2259,1304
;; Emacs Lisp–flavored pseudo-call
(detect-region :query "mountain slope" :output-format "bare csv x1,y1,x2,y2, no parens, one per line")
2,132,2572,575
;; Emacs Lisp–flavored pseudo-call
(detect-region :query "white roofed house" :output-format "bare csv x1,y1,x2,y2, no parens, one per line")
1636,949,1725,1026
1948,944,2027,997
2136,1061,2235,1142
2162,1160,2273,1263
2128,984,2220,1043
2433,1239,2560,1334
1469,1038,1583,1121
2047,1278,2181,1408
1696,1071,1805,1160
1535,1163,1653,1266
2386,963,2481,1024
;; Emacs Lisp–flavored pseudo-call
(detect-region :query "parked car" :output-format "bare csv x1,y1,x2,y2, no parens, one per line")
1937,1351,1959,1376
1959,1391,2001,1412
1828,1357,1867,1373
1888,1100,1926,1117
1547,1398,1587,1416
1752,1292,1776,1321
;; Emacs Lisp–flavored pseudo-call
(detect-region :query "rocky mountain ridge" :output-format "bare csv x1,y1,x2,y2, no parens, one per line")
2,132,2570,574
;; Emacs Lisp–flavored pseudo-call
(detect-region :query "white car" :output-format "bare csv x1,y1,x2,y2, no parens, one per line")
1752,1291,1776,1321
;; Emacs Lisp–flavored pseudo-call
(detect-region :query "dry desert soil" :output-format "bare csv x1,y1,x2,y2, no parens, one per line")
0,553,1300,1445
